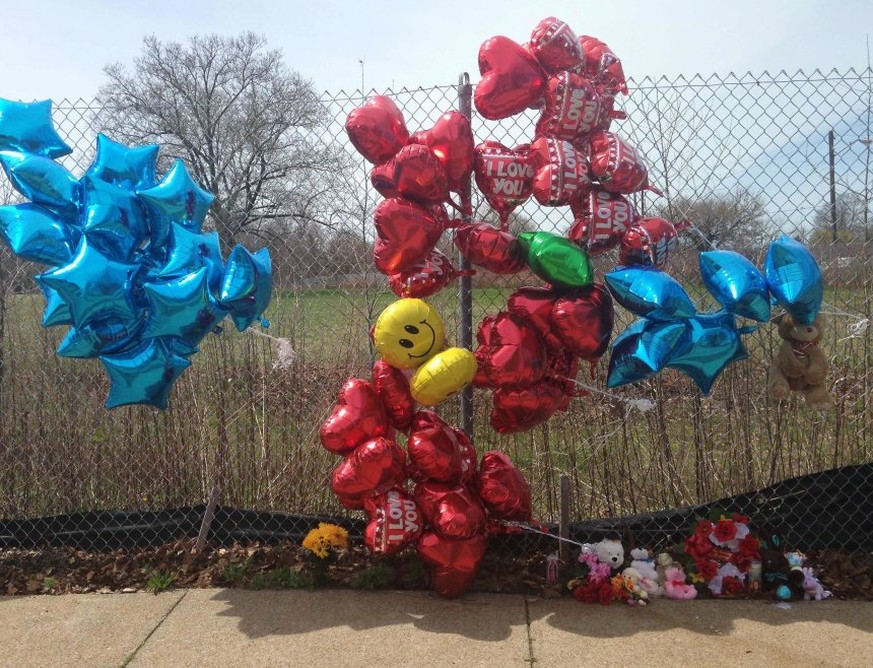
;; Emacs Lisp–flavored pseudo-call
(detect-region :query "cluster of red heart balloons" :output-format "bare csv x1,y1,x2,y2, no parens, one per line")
346,98,480,299
476,282,615,433
473,16,685,264
320,360,533,598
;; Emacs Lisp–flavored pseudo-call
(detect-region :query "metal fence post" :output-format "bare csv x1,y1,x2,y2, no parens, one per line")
829,129,838,242
457,73,474,436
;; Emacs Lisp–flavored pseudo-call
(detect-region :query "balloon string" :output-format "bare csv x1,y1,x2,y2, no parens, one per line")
499,520,588,548
557,375,656,413
249,328,298,369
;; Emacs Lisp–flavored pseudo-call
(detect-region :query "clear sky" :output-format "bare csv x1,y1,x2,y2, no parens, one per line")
3,0,872,101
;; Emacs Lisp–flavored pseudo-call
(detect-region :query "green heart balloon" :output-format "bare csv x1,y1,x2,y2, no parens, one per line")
516,231,594,288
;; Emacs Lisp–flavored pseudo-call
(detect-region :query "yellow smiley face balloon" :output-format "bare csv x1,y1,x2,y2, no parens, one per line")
373,298,446,369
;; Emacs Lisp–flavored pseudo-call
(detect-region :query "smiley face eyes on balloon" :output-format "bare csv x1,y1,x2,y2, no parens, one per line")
400,322,427,350
399,323,421,349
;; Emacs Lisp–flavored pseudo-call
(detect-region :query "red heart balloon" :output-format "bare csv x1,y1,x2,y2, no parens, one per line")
387,248,471,299
452,427,479,489
568,188,635,255
392,144,449,205
417,532,486,598
345,96,410,164
530,136,590,207
551,283,615,361
619,216,685,268
320,378,390,455
529,17,584,74
475,36,546,120
490,380,566,434
595,90,627,132
371,359,414,432
478,451,532,521
330,437,407,510
370,162,399,199
414,481,487,540
507,286,563,350
373,198,446,274
453,222,524,274
364,488,423,555
473,141,534,228
409,111,474,193
536,71,602,142
589,131,650,194
407,409,464,483
474,312,548,388
579,36,629,95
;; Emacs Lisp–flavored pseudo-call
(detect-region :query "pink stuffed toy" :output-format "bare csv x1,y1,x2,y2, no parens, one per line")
801,567,831,601
664,565,697,600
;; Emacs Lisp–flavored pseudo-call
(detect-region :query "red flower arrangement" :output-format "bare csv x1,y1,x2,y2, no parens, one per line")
683,512,761,596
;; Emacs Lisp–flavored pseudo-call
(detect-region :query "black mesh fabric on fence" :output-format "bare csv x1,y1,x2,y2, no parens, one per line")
1,68,872,558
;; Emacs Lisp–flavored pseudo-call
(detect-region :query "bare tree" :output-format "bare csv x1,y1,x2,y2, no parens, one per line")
655,188,770,253
97,32,347,253
810,190,871,245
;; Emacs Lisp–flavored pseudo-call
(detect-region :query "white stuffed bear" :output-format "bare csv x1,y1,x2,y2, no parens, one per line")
594,539,625,571
629,548,662,597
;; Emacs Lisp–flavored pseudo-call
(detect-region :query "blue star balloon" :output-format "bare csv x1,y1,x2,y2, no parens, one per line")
0,151,81,214
57,317,144,358
765,236,823,325
157,223,224,290
137,158,214,247
0,99,71,158
142,268,227,345
604,267,697,321
80,176,150,251
85,134,158,190
219,245,272,331
36,239,142,328
100,338,192,409
699,250,770,322
607,319,686,388
82,204,143,260
666,312,750,395
0,203,77,266
38,284,73,328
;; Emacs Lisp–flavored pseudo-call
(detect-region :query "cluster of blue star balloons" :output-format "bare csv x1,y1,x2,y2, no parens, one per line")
605,237,823,394
0,98,272,409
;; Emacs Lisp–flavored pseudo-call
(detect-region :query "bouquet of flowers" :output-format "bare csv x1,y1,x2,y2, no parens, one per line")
683,512,761,596
302,522,349,585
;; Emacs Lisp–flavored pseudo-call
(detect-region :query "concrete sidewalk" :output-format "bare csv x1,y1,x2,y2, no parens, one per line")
1,590,871,667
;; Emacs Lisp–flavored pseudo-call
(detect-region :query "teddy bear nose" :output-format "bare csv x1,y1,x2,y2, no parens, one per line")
806,327,813,333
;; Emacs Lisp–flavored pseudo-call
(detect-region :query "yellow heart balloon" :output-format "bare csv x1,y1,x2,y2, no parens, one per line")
410,347,477,406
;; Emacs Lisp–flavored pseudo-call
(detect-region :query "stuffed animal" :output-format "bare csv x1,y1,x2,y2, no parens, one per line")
655,552,674,584
663,565,697,600
628,548,662,597
594,539,625,571
768,314,832,410
618,567,650,605
800,567,832,601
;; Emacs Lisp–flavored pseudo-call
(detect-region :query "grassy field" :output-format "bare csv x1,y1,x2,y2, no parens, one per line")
1,274,871,527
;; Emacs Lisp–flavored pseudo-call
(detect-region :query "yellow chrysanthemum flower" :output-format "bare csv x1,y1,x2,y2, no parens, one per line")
303,523,349,558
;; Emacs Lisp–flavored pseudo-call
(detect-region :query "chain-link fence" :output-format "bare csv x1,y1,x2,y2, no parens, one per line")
1,68,872,555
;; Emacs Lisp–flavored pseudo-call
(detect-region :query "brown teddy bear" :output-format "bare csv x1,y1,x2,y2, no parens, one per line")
768,314,832,410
